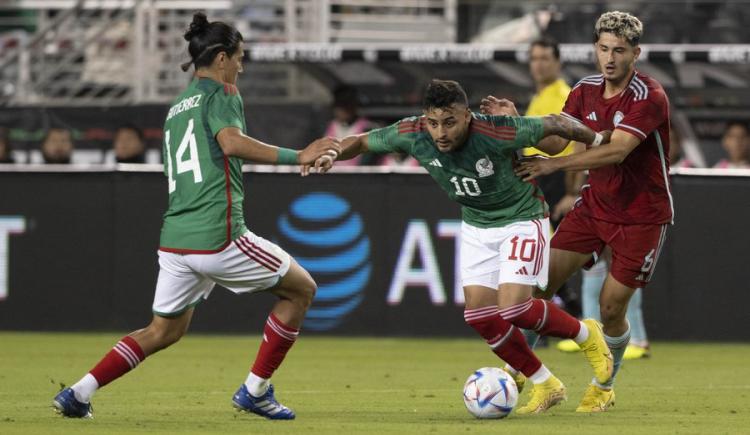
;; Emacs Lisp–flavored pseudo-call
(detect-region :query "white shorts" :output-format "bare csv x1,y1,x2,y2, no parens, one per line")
152,231,292,317
460,218,550,290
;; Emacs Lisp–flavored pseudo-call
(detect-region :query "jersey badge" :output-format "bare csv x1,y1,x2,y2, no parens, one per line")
613,111,624,126
476,156,494,178
428,159,443,168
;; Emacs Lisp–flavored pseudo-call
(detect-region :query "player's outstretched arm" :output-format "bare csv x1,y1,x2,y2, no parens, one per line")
301,133,371,176
480,97,607,156
338,133,370,161
516,129,642,181
536,114,610,155
216,127,340,165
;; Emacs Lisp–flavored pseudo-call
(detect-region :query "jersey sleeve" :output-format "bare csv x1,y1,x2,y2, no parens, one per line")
206,91,245,137
488,115,544,150
561,86,584,123
366,117,420,154
616,94,668,141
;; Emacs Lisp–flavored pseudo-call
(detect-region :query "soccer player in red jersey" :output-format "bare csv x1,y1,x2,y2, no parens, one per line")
484,11,672,412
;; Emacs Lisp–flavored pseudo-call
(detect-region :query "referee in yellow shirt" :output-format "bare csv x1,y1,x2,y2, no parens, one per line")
524,38,573,156
523,37,582,225
524,38,587,344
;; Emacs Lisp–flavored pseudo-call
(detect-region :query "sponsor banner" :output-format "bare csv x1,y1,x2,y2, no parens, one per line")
0,171,748,340
245,43,750,64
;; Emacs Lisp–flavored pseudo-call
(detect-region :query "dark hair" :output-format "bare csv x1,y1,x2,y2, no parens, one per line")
332,85,359,109
422,79,468,111
530,36,560,60
725,120,749,134
0,127,12,162
116,124,144,141
42,127,71,144
181,12,244,72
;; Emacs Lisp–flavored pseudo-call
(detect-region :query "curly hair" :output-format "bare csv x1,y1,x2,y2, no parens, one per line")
594,11,643,46
422,79,468,111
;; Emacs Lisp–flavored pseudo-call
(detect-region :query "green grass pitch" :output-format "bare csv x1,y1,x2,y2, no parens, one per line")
1,332,748,434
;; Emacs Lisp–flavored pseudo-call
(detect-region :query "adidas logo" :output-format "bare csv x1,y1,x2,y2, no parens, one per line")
429,159,442,167
515,266,529,276
586,112,598,121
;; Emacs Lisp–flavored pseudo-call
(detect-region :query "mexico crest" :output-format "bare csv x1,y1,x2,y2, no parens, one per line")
476,157,494,177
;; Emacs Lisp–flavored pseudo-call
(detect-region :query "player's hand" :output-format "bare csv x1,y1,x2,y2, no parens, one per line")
552,194,578,220
480,96,519,117
300,150,337,177
299,136,341,165
514,156,558,181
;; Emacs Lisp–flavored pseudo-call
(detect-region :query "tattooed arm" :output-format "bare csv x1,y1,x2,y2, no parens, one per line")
516,128,643,181
534,114,610,156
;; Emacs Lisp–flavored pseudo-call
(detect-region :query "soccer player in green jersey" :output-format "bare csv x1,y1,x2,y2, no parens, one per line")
319,80,614,414
53,13,340,421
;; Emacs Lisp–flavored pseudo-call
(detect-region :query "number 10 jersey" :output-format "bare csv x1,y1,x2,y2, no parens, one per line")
367,113,549,228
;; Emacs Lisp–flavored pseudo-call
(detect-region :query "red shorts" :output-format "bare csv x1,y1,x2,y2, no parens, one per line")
551,201,669,289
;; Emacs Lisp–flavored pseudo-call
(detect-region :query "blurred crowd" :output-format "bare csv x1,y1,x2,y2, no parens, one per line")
0,35,748,169
1,109,747,170
0,125,151,165
0,122,747,170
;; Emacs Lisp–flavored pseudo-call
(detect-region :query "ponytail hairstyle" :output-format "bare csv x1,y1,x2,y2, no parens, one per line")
181,12,244,72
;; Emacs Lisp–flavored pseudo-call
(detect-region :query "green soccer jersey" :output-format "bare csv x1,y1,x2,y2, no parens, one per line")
368,113,549,227
159,78,248,253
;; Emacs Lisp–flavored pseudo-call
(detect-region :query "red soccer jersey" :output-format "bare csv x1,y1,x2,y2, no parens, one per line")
561,71,673,225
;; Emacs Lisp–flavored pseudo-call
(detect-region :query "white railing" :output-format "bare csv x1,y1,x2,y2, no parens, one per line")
0,0,457,105
327,0,456,43
0,1,234,105
234,0,456,43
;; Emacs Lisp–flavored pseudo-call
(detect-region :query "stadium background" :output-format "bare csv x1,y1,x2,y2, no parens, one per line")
2,2,750,434
1,1,749,341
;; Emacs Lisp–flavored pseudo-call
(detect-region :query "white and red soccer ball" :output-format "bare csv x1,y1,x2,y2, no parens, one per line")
462,367,518,419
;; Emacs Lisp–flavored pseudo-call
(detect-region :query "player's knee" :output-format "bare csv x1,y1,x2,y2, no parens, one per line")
147,323,185,349
599,302,626,326
298,278,317,310
533,287,551,299
285,275,316,311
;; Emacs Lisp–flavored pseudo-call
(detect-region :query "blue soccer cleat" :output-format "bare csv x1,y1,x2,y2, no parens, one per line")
52,388,93,418
232,384,295,420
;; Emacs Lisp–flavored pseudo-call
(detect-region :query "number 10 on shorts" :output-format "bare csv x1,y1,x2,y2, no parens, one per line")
508,236,536,262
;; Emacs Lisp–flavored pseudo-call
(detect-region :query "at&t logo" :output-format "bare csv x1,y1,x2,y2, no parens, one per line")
278,193,370,330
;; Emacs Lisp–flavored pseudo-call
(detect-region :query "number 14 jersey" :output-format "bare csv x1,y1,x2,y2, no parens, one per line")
160,78,249,253
367,113,549,228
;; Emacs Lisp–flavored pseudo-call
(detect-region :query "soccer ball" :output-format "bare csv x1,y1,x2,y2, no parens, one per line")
462,367,518,419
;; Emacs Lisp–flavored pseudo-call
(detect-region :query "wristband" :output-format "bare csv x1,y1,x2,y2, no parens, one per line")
590,132,603,147
277,148,299,165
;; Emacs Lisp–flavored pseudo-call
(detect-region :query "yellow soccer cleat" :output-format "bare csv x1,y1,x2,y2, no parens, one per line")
556,339,581,353
579,319,614,385
502,366,526,394
623,344,651,360
515,375,567,415
576,384,616,413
